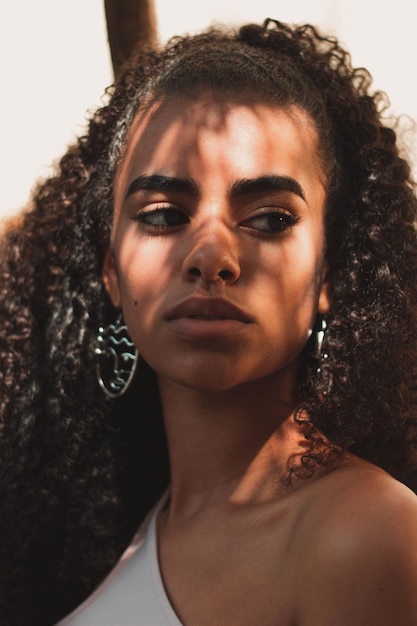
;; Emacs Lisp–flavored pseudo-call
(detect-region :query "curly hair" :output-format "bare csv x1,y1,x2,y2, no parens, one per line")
1,18,417,625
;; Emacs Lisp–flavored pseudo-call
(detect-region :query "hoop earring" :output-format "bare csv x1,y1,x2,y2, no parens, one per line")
95,314,139,398
315,317,332,396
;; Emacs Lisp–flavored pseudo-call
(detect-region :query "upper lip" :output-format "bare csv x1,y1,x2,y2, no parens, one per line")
165,297,253,323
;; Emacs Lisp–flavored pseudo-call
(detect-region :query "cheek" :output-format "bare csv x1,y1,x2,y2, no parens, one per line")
119,268,158,325
115,238,174,337
278,227,324,284
269,236,326,325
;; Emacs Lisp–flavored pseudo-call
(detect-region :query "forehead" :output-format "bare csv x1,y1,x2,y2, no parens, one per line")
114,97,326,202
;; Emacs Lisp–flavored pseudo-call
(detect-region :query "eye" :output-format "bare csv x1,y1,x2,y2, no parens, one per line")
241,211,299,235
132,206,190,229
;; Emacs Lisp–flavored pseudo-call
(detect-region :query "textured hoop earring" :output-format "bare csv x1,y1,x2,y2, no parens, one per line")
95,314,139,398
315,317,332,396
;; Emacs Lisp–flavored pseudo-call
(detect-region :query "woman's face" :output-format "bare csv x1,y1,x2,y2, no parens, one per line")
103,97,330,392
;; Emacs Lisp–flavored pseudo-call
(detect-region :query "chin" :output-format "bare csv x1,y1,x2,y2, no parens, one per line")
183,376,240,393
162,367,245,393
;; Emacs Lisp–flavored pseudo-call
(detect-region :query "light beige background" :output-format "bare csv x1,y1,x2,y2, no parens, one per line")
1,0,415,221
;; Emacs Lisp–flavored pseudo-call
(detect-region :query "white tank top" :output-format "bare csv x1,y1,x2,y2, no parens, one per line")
56,491,182,625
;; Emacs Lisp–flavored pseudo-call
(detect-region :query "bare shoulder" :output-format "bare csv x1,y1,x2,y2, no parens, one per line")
294,459,417,626
303,457,417,527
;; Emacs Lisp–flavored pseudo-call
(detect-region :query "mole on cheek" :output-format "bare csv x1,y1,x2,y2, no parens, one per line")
134,300,138,307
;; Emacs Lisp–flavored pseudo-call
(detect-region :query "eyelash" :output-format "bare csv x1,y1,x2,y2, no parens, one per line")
132,205,299,235
241,211,299,235
133,206,189,229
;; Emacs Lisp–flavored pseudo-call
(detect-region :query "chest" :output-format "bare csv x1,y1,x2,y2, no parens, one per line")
158,506,303,626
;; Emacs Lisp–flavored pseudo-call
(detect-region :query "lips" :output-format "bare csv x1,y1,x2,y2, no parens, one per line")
165,297,253,324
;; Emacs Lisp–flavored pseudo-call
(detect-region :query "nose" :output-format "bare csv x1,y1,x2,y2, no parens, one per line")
182,221,241,285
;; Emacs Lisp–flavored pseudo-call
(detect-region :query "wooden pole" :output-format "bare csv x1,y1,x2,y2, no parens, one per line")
104,0,158,78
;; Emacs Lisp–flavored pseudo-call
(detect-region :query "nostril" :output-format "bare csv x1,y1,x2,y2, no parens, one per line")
188,267,201,278
187,266,235,282
218,269,234,281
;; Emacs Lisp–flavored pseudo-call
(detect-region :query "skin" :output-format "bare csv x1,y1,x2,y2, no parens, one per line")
103,97,417,625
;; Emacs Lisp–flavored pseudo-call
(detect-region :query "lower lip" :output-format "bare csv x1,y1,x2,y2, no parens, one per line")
167,317,251,339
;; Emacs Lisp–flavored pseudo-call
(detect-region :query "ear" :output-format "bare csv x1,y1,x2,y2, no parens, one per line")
317,262,331,315
102,246,122,308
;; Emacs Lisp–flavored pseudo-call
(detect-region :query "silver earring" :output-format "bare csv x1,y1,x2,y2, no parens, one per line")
315,317,327,360
315,317,332,395
95,314,139,398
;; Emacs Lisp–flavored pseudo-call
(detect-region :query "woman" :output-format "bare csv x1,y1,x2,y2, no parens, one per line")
1,18,417,626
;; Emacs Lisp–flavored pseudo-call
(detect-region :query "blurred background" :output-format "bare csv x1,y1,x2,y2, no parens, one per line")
1,0,415,222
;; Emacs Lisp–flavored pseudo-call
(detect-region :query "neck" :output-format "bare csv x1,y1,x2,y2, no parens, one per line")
157,370,307,517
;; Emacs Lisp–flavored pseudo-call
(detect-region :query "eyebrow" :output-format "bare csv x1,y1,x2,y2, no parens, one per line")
125,174,305,201
230,175,305,200
125,174,200,199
